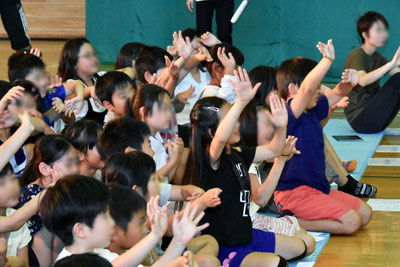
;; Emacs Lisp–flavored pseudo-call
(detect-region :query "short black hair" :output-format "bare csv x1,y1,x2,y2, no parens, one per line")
115,42,145,69
64,120,102,154
95,71,133,104
182,28,201,41
97,117,150,159
54,253,112,267
207,43,244,73
135,46,173,84
249,66,277,102
109,183,146,231
8,53,46,82
10,80,43,112
103,151,155,197
132,84,170,119
40,175,111,246
357,11,389,43
276,57,318,99
0,163,14,180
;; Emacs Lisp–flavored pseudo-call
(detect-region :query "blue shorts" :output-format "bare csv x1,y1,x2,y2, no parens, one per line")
218,229,276,267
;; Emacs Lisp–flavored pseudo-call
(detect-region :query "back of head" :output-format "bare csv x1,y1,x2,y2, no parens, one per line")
97,117,150,159
54,253,112,267
135,46,172,84
357,11,389,43
109,183,146,232
249,65,277,102
8,52,45,82
64,120,102,154
58,38,91,82
207,43,244,73
182,28,201,41
239,99,270,147
184,96,228,186
40,175,111,246
132,84,170,120
276,57,318,99
103,151,155,196
95,71,133,104
115,42,145,69
19,135,74,187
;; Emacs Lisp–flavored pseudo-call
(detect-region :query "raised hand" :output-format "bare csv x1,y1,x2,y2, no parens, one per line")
147,195,168,238
0,86,24,108
64,97,84,118
217,47,236,75
316,39,335,61
24,48,41,57
280,136,300,159
186,0,194,13
390,46,400,67
167,45,178,57
228,67,260,103
266,94,288,128
199,188,222,208
176,85,196,104
17,110,34,132
52,97,65,113
173,31,194,60
172,202,209,245
200,32,221,47
341,69,359,86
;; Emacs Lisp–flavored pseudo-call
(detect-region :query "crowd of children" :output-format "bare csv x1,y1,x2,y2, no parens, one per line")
1,10,399,267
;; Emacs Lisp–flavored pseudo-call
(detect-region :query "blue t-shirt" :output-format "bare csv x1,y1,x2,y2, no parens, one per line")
42,85,66,113
276,95,330,194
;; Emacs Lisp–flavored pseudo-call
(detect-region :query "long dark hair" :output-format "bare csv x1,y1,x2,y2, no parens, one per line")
58,38,91,82
249,66,277,102
19,135,74,187
183,97,228,186
239,100,270,147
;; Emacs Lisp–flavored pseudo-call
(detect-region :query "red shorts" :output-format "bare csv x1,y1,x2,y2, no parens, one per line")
274,185,362,220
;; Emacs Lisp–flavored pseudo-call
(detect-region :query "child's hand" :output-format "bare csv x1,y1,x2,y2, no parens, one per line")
186,0,194,13
17,110,34,132
194,46,213,62
266,94,288,128
0,110,18,129
174,134,185,152
341,69,359,86
52,97,65,113
64,97,84,117
199,188,222,208
167,45,179,57
24,48,42,57
182,185,205,201
280,136,300,160
49,75,63,89
200,32,221,47
148,73,167,88
331,96,349,110
0,86,24,105
172,202,209,245
173,31,194,60
147,195,168,238
165,56,180,81
316,39,335,61
229,67,260,103
217,47,236,75
176,85,196,105
166,139,180,163
390,46,400,68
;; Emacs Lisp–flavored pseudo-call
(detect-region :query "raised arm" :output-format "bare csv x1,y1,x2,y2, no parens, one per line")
325,69,359,107
290,39,335,118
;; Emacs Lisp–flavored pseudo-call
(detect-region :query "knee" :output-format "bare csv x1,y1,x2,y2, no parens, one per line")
360,203,372,226
341,209,362,234
294,229,316,255
194,254,221,267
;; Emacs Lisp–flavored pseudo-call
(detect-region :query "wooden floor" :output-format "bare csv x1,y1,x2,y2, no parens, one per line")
1,39,400,267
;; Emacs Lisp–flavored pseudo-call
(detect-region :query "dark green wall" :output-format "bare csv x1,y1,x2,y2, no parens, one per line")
87,0,400,81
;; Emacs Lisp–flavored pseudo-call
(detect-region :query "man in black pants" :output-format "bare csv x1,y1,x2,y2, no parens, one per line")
0,0,31,51
187,0,234,44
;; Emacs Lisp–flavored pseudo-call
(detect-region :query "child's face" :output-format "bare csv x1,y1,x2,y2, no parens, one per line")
25,69,50,93
217,103,241,145
84,146,105,170
145,94,172,131
0,172,20,208
21,93,38,113
257,109,275,146
141,136,155,158
76,43,99,77
116,209,148,250
365,20,388,48
87,209,115,248
110,84,134,118
146,172,161,200
48,148,80,182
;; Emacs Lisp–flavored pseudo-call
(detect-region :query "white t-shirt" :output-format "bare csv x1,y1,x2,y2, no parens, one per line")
6,208,31,257
199,74,237,104
248,162,262,218
174,70,211,125
149,132,168,172
55,247,120,263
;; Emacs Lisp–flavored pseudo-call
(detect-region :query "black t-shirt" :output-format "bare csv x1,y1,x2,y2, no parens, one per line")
344,47,389,123
200,146,256,247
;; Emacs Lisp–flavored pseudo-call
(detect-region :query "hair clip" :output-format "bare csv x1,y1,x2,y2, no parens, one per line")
203,106,219,112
